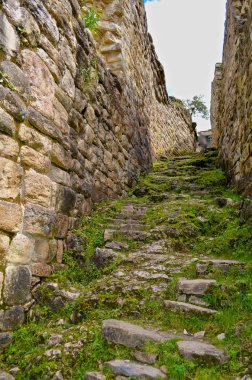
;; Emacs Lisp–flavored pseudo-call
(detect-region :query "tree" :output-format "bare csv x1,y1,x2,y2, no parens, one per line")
182,95,209,119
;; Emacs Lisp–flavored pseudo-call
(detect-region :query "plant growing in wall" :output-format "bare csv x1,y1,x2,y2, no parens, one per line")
0,71,17,91
82,7,102,33
79,59,98,90
182,95,209,119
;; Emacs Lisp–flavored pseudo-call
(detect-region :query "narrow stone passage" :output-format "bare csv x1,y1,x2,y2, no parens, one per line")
0,151,251,380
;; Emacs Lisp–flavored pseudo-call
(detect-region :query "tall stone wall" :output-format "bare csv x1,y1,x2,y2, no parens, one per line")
0,0,196,324
211,0,252,196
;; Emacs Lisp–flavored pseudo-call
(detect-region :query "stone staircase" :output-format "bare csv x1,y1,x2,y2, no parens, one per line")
0,152,250,380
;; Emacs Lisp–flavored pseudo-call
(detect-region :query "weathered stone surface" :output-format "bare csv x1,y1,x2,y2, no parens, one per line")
0,233,10,264
0,107,16,136
23,169,53,208
177,340,229,365
3,265,31,305
102,320,166,348
20,146,51,173
18,124,52,156
105,360,166,380
23,204,57,237
133,352,158,365
0,134,19,159
0,371,14,380
31,262,53,277
0,157,23,200
0,333,13,352
164,300,217,315
0,87,27,121
0,11,20,56
7,233,34,265
93,248,118,268
196,259,244,273
85,372,106,380
211,0,252,196
178,279,217,295
0,61,31,100
47,334,63,348
2,306,25,330
0,201,22,233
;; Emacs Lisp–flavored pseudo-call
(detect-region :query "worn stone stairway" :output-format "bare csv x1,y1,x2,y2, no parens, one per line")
0,151,251,380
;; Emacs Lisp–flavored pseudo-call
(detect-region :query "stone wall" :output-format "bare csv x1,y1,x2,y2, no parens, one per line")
211,0,252,196
0,0,196,325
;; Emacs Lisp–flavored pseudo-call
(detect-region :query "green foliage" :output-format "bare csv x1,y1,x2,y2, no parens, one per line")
79,59,98,89
0,71,17,91
183,95,209,119
83,7,102,32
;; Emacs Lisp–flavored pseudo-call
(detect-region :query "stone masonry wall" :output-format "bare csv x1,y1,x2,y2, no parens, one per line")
0,0,196,327
211,0,252,196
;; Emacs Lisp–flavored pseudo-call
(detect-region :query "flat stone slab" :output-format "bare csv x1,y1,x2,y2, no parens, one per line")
177,340,229,364
197,259,244,273
164,300,217,315
85,372,106,380
105,360,166,379
102,319,166,348
178,279,217,295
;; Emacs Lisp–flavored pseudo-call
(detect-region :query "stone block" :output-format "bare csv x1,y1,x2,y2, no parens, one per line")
23,204,57,237
18,124,52,156
0,107,16,136
0,233,10,266
51,143,72,170
28,107,63,142
0,11,20,56
6,233,35,265
0,201,22,233
0,87,27,122
0,333,13,353
60,68,75,99
54,184,76,215
3,264,31,305
0,134,19,160
25,0,60,45
0,157,23,200
2,306,25,331
55,214,69,238
33,239,50,263
21,50,55,120
31,262,53,277
0,61,31,101
20,145,51,173
23,169,53,208
49,165,71,187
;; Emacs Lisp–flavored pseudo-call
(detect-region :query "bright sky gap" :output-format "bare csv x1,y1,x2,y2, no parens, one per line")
144,0,226,131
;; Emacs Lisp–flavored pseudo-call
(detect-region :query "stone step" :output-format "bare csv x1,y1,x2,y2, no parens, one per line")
164,300,217,315
196,259,245,274
177,340,229,365
102,319,166,348
105,360,166,379
178,279,217,295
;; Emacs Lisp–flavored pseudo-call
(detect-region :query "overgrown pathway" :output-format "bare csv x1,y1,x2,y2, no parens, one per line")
1,152,252,380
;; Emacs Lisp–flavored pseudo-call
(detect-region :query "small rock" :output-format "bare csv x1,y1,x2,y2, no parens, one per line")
215,197,233,207
85,372,106,380
44,349,62,358
9,367,20,375
194,331,205,338
93,248,118,268
133,351,158,365
56,319,65,326
0,372,14,380
0,332,13,352
217,333,225,341
47,334,63,348
177,340,229,364
105,360,166,379
52,371,64,380
105,241,129,250
178,279,217,296
102,319,167,348
164,300,217,315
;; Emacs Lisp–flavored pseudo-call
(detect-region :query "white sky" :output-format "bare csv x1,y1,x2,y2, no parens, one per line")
145,0,227,131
